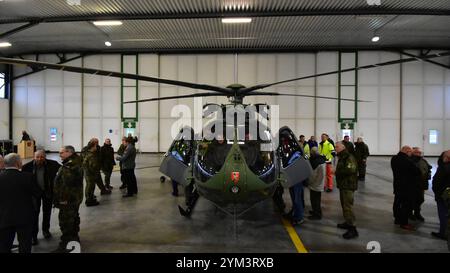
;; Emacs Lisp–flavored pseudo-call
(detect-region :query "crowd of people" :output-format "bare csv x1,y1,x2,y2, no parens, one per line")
0,135,138,253
280,134,369,239
0,130,449,252
282,133,449,248
391,146,450,242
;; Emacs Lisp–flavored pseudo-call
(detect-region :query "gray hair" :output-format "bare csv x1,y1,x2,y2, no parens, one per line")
63,146,76,154
310,146,319,155
35,149,46,157
4,153,22,168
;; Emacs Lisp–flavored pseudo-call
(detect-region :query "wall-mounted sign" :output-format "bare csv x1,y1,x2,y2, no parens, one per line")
50,128,57,142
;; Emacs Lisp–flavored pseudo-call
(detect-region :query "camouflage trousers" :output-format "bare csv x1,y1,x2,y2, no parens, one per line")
340,190,356,226
85,172,105,201
58,204,80,248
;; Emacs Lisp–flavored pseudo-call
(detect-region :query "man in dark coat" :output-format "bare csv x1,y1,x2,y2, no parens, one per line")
116,137,137,197
307,136,318,149
391,146,421,231
117,137,127,189
22,150,61,244
21,130,31,141
100,138,116,190
354,137,370,181
342,135,355,154
431,150,450,240
410,147,432,222
0,153,39,253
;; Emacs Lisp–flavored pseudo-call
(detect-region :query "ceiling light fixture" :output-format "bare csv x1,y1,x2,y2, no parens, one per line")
105,41,112,47
0,42,12,47
371,35,380,42
222,18,252,24
93,20,123,26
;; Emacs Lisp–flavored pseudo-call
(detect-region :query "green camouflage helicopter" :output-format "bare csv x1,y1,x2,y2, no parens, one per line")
1,51,448,218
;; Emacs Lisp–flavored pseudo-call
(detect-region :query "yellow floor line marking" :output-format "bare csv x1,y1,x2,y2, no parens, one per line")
281,217,308,253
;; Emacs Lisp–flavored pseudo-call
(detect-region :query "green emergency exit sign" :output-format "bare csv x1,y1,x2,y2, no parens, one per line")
340,122,354,130
123,121,136,129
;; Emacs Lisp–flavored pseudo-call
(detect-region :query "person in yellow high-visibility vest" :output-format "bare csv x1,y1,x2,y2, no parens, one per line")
298,135,310,158
319,133,335,192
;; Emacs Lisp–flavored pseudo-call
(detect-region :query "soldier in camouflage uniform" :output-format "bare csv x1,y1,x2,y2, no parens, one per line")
83,141,111,206
53,146,83,252
335,142,359,239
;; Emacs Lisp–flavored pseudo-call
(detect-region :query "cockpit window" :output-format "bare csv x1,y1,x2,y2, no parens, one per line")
278,127,303,168
169,128,194,165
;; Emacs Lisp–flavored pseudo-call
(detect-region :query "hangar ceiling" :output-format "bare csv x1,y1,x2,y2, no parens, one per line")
0,0,450,56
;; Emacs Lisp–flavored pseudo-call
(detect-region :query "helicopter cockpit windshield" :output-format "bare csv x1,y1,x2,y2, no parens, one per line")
196,119,275,183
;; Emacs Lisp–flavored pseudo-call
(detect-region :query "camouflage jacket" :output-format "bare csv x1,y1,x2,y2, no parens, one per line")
83,150,101,176
117,144,126,156
53,154,83,207
335,150,358,191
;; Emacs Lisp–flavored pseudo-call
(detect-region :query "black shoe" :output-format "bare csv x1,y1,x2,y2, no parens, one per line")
394,219,400,225
119,184,127,189
106,185,114,190
101,189,111,195
43,230,52,239
85,200,100,207
415,214,425,222
431,232,447,241
326,189,333,193
308,215,322,220
32,237,39,246
309,210,314,215
122,194,134,198
172,192,179,197
343,227,359,239
337,222,352,229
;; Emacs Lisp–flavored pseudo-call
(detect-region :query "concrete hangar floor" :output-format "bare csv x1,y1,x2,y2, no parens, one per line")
25,154,447,253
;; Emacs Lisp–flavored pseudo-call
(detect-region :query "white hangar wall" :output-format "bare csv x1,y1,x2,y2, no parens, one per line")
12,51,450,155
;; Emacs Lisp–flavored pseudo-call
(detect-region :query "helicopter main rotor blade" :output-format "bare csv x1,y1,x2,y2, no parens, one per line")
0,57,233,95
240,51,450,95
124,92,226,103
247,92,371,102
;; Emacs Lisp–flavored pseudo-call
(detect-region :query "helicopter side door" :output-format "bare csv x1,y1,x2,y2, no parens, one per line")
159,126,194,186
277,126,313,188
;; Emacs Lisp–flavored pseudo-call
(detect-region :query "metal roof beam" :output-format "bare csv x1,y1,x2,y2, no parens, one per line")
400,51,450,69
0,9,450,24
0,21,40,39
12,54,84,80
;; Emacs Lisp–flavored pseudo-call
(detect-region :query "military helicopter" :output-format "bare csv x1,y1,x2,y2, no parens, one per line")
1,51,448,219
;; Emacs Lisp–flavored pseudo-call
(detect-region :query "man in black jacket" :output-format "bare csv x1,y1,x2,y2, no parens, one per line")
22,150,61,244
0,153,39,253
431,150,450,240
354,137,370,181
100,139,116,190
391,146,421,231
410,147,432,222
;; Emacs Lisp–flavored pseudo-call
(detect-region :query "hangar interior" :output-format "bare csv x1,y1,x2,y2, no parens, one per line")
0,0,449,253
